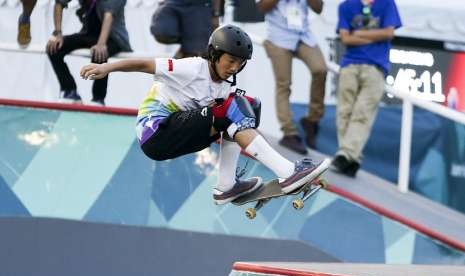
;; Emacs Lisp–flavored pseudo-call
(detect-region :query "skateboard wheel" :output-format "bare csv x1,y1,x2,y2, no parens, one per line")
292,199,304,210
319,179,328,189
246,208,257,219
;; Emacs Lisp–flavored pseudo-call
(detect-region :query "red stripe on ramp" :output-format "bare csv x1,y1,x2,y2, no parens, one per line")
0,98,137,116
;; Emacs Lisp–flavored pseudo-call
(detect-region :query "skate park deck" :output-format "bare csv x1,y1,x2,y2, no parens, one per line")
0,100,464,275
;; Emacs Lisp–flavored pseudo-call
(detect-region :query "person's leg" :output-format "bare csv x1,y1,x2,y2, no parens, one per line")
47,33,95,101
335,65,359,148
215,94,330,193
296,43,327,148
264,40,307,154
17,0,38,47
179,4,212,57
90,38,122,105
235,129,330,193
338,65,385,163
213,136,263,204
331,65,360,174
264,40,296,136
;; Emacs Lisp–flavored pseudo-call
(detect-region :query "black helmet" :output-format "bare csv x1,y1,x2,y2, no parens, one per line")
208,24,253,61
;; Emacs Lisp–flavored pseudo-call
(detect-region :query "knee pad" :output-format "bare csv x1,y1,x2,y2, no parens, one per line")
245,96,261,129
212,94,257,138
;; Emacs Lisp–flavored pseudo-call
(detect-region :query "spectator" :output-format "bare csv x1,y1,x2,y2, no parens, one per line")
256,0,327,154
17,0,37,47
150,0,222,58
46,0,132,105
332,0,401,177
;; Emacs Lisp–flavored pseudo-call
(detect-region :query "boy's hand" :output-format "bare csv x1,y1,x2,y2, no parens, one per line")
80,63,109,80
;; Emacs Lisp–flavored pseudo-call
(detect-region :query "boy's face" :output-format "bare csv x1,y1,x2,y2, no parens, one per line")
215,53,246,80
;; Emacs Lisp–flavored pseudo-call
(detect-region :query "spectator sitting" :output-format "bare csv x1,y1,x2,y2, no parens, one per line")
150,0,222,58
46,0,132,106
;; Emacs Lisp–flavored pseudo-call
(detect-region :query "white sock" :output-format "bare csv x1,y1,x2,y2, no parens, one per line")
245,135,294,179
215,138,241,192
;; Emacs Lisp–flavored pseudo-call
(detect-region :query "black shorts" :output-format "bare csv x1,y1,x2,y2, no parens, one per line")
141,107,220,161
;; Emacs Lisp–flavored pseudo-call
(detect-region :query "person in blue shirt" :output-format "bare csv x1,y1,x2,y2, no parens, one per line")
256,0,328,155
331,0,402,177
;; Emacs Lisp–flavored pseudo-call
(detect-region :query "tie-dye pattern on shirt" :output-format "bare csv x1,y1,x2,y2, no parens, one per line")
136,84,180,144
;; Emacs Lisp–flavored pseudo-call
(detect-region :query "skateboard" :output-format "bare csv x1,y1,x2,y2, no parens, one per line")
232,177,328,219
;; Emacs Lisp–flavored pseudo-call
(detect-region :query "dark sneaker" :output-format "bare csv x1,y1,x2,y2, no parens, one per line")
330,155,350,173
279,135,307,155
60,90,82,104
17,14,31,47
213,177,263,205
344,161,360,177
88,99,105,106
279,158,330,193
300,118,319,149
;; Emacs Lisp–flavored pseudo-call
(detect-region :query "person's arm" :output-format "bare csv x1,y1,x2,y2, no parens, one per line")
46,2,64,54
352,27,395,43
211,0,222,30
307,0,323,14
80,59,155,80
53,2,63,34
91,12,114,63
255,0,279,13
339,29,373,46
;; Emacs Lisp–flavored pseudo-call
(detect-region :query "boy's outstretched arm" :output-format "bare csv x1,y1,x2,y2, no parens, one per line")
80,59,155,80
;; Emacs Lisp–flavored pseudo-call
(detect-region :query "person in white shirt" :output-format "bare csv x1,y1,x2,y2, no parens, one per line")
80,25,330,204
257,0,327,153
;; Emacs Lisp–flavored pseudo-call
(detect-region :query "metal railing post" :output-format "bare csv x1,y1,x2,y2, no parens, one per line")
398,100,413,193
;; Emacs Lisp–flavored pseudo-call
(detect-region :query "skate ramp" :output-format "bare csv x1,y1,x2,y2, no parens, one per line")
0,216,338,276
1,101,465,267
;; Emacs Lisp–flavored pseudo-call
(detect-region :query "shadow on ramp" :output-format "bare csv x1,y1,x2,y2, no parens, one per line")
0,217,338,276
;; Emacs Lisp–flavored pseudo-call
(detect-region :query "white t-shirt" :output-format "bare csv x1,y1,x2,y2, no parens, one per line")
136,57,232,142
138,57,232,119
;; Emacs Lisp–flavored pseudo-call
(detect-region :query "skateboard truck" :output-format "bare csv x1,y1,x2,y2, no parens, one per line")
238,179,328,220
292,180,327,210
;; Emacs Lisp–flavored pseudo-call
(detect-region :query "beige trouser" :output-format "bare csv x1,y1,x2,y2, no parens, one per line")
336,64,385,163
264,40,327,136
